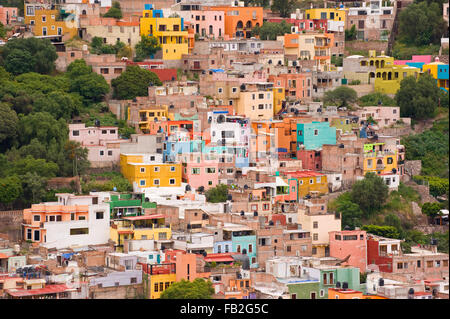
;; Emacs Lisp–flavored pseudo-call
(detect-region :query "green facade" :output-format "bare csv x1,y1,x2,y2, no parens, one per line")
319,267,361,298
287,281,325,299
108,193,157,218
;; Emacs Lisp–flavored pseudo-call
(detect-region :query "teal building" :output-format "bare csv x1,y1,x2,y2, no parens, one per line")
296,121,336,150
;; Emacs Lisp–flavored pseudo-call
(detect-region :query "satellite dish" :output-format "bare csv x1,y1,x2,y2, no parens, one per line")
240,210,245,216
244,185,249,190
253,211,258,216
185,184,191,191
269,220,274,226
217,115,225,123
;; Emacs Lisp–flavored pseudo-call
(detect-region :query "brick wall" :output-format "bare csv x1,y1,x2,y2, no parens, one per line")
0,210,23,242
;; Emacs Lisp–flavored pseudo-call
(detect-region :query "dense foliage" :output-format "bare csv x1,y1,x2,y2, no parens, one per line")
111,65,162,100
134,35,162,62
205,184,229,203
252,21,292,41
401,117,449,178
395,73,441,120
358,92,397,107
160,278,214,299
323,86,357,107
345,25,357,41
0,38,58,75
398,1,446,46
102,1,123,19
271,0,297,18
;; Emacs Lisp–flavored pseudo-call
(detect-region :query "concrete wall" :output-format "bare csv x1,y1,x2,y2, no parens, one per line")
0,210,23,242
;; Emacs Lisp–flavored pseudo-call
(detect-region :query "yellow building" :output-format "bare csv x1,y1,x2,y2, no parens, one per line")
361,51,421,94
422,60,449,92
25,8,77,38
272,87,285,115
140,6,189,60
137,106,172,133
120,154,182,188
110,215,172,252
149,271,176,299
305,7,347,23
363,142,397,175
286,172,329,199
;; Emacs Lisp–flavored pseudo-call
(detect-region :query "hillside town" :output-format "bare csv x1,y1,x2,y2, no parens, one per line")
0,0,448,300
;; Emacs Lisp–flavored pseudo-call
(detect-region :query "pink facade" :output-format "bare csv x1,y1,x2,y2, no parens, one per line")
353,106,411,128
69,123,127,168
266,18,327,32
0,7,18,25
274,179,298,203
182,159,219,190
329,230,368,272
394,55,432,65
184,10,225,39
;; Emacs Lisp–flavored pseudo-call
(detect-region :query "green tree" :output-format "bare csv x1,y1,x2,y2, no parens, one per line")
135,35,161,61
345,24,357,41
103,1,123,19
271,0,296,18
329,192,363,230
205,184,229,203
66,59,110,103
0,102,18,151
358,92,397,107
0,175,22,209
111,65,162,100
324,86,357,107
398,1,446,46
64,140,90,177
22,172,48,204
33,91,82,120
395,73,440,120
1,38,58,75
361,225,400,239
421,202,442,223
0,21,7,38
160,278,214,299
252,21,292,40
350,172,389,215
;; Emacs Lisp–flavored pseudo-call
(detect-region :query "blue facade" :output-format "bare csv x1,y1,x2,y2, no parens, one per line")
297,121,336,150
163,140,204,162
232,235,257,268
213,241,233,254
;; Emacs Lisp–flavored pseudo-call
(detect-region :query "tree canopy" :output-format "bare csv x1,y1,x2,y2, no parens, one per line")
134,35,162,61
398,1,446,46
252,21,292,40
395,73,440,120
111,65,162,100
271,0,297,18
0,38,58,75
350,172,389,215
103,1,123,19
205,184,229,203
324,86,357,107
160,279,214,299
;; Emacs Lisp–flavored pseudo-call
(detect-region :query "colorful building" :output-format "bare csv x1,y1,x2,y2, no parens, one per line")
305,7,347,23
25,8,78,38
283,171,329,199
268,73,312,102
329,230,368,272
120,153,182,188
140,4,190,60
110,215,172,251
297,121,336,151
107,192,157,219
208,4,263,39
317,267,361,298
422,58,449,92
363,142,397,176
0,6,18,25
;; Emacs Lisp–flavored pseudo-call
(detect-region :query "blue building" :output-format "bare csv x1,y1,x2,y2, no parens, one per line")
297,121,336,151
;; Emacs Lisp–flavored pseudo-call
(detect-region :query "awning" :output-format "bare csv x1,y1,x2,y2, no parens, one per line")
276,177,289,187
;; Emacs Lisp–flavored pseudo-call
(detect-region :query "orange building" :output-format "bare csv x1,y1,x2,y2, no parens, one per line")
328,288,364,299
269,73,313,102
208,5,263,39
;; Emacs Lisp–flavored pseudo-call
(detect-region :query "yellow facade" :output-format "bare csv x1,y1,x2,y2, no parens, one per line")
150,273,176,299
295,175,329,198
422,62,449,92
140,9,189,60
120,154,182,188
25,9,77,38
305,8,347,23
363,143,397,175
272,87,285,115
110,218,172,251
138,107,172,132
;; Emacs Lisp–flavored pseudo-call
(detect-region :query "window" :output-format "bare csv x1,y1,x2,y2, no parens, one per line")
71,213,75,221
42,15,46,22
96,212,104,220
170,166,176,172
314,129,319,136
33,215,40,222
248,244,253,253
387,157,393,164
154,283,159,292
27,229,32,240
237,245,241,253
397,262,403,269
140,180,146,186
72,130,79,136
206,168,216,174
70,228,89,235
140,167,146,173
131,277,137,284
320,289,325,297
154,166,160,172
108,150,113,156
100,150,104,156
78,216,86,220
313,233,318,241
153,179,159,186
169,179,176,185
313,222,318,229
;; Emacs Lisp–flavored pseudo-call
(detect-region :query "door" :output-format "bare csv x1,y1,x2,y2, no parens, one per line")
311,292,316,299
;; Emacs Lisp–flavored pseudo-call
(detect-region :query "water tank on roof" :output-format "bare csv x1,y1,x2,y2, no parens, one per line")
336,281,341,288
342,282,348,289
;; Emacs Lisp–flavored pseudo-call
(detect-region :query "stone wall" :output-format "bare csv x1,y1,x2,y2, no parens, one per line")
88,284,144,299
0,210,23,242
345,41,389,55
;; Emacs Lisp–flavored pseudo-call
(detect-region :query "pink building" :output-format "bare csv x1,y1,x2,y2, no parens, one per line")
182,156,219,191
69,123,128,168
0,6,18,26
329,230,368,273
352,106,411,128
183,10,225,39
394,55,432,65
266,18,327,32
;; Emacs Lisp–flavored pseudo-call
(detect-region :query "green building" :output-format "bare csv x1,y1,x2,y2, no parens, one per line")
280,279,326,299
107,193,156,219
318,267,362,298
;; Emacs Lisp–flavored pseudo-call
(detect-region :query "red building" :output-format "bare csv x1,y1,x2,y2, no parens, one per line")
366,234,402,273
296,150,322,171
329,230,368,273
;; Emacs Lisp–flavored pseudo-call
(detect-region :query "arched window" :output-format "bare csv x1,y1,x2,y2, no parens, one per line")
236,21,243,29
